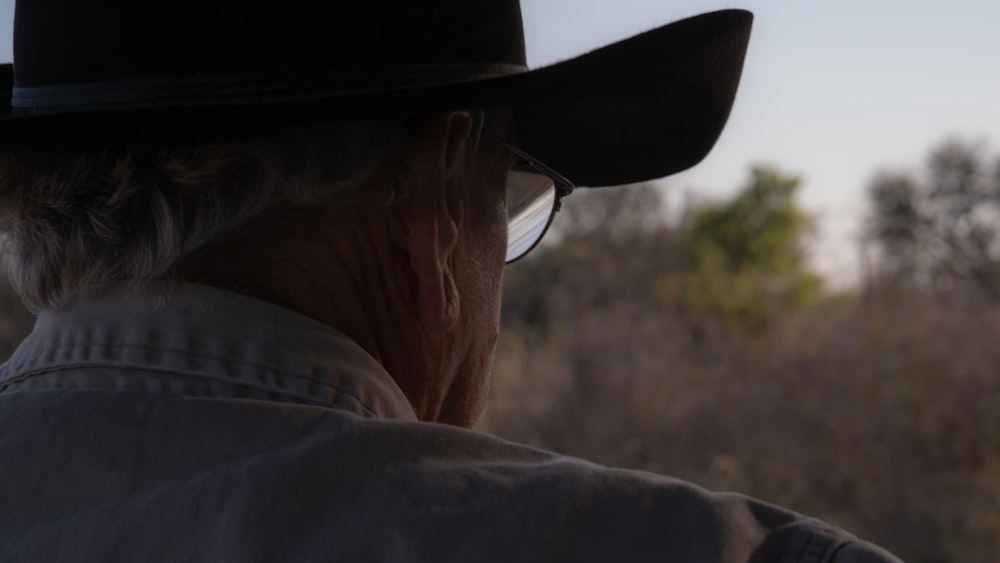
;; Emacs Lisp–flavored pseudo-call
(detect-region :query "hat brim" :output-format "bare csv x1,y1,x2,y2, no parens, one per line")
0,9,751,188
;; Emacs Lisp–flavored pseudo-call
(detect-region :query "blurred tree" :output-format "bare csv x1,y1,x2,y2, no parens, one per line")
501,183,682,330
866,139,1000,300
552,181,667,242
680,166,822,329
868,172,922,280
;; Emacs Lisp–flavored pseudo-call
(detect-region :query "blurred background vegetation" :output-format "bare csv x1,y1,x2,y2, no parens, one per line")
0,137,997,562
479,137,1000,563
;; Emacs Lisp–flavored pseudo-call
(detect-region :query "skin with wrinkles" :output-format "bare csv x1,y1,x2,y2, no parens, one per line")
194,112,510,427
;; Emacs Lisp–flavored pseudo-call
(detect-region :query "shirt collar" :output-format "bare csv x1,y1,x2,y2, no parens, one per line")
0,282,418,421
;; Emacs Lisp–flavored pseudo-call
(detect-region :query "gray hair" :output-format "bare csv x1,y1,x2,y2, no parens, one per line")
0,120,409,312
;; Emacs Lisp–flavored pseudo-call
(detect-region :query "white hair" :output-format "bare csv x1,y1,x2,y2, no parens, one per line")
0,120,409,312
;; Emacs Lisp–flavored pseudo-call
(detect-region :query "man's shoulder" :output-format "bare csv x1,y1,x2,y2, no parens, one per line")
312,416,902,562
0,389,900,562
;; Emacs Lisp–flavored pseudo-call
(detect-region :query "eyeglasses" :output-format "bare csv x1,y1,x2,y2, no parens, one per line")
482,132,576,264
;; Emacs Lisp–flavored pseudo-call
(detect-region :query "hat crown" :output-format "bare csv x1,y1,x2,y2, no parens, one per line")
13,0,526,103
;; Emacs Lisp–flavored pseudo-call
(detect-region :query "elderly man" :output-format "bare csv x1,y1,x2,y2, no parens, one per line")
0,1,901,561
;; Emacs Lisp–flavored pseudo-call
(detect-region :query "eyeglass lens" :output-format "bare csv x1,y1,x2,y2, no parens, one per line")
505,170,557,263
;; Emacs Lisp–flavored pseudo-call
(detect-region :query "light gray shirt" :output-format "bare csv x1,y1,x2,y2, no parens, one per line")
0,282,901,562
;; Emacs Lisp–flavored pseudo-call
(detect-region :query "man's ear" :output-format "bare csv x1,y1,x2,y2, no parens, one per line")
388,111,474,333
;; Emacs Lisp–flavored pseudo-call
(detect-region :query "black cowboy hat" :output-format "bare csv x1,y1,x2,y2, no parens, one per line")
0,0,752,188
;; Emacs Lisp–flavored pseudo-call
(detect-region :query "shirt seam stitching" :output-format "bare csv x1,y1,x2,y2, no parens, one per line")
3,341,370,390
0,361,384,419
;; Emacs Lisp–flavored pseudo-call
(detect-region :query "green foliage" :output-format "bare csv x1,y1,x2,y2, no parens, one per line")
502,168,823,335
680,166,822,329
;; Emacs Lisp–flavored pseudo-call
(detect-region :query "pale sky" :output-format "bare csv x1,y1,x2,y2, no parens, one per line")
3,1,999,284
523,1,1000,284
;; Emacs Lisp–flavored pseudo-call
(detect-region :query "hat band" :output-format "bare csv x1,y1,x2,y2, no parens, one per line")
11,63,529,110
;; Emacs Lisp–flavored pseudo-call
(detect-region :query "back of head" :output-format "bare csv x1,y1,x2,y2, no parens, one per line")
0,122,409,311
